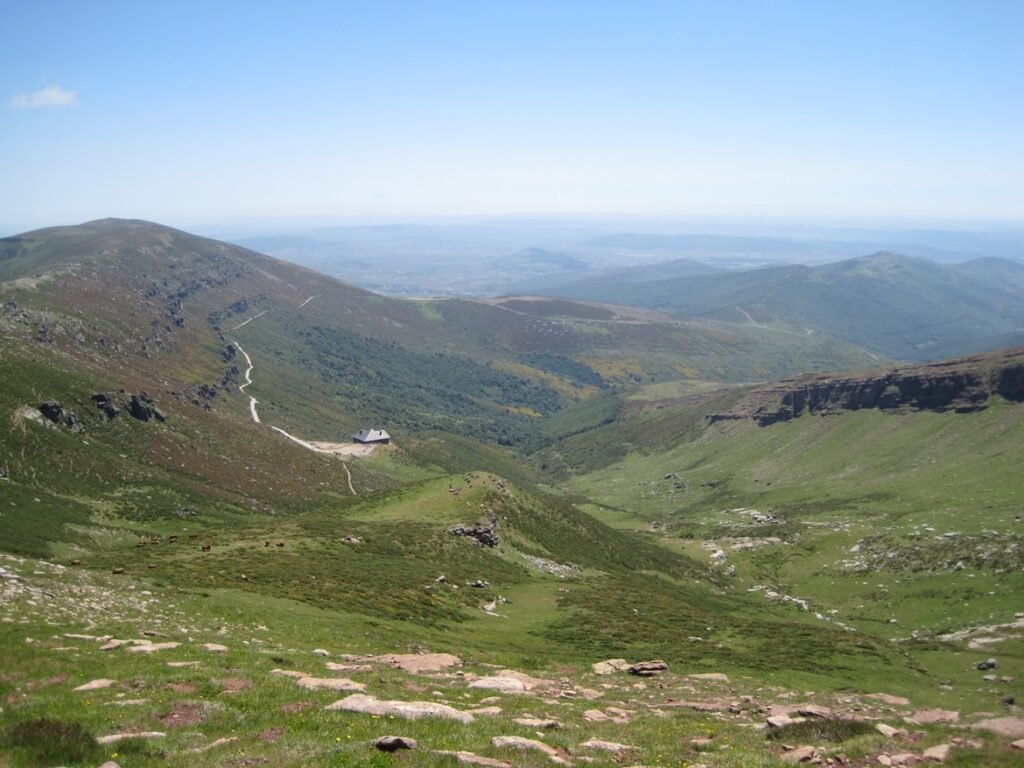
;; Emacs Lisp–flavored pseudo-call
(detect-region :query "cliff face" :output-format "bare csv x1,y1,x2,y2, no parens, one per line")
710,347,1024,426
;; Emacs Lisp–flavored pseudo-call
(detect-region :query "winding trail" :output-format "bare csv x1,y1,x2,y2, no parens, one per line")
230,310,268,331
230,298,359,494
234,342,260,423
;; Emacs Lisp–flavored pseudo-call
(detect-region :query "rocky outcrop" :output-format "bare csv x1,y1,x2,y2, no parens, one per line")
710,347,1024,426
449,517,499,547
38,401,84,432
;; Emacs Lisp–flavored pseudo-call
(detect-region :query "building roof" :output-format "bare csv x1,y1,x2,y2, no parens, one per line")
353,428,390,442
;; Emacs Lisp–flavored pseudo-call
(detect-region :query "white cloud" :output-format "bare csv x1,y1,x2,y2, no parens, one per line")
10,85,78,109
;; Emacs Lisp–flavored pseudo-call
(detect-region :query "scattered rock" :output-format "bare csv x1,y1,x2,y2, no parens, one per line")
312,648,331,657
976,658,998,670
449,519,499,547
797,704,833,718
580,738,634,753
628,660,668,677
877,723,908,738
73,678,116,691
907,709,959,725
325,694,474,723
781,746,818,763
470,676,527,693
469,706,503,716
295,676,366,692
96,731,166,745
890,753,918,766
867,693,912,706
491,736,558,756
970,716,1024,738
690,672,730,682
166,661,200,668
1011,739,1024,750
270,669,307,679
258,726,285,742
373,652,462,673
201,642,228,653
126,641,180,654
922,744,950,763
373,736,418,752
189,736,238,753
768,715,797,728
433,751,511,767
592,658,630,675
513,717,561,729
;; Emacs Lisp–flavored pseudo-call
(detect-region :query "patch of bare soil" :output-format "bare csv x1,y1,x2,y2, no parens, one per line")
166,682,197,694
281,700,314,714
258,726,285,742
217,677,251,692
160,702,206,728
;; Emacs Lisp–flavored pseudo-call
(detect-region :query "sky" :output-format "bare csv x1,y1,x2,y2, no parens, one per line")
1,0,1022,233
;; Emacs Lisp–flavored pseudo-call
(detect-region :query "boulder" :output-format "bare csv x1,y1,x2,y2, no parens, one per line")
1011,739,1024,750
976,658,998,670
628,660,668,677
73,678,116,691
127,392,166,422
592,658,630,675
781,746,818,763
907,709,959,725
96,731,166,745
324,694,474,723
513,717,561,729
877,723,907,738
970,716,1024,738
433,751,511,767
581,738,634,752
126,641,179,654
201,642,228,653
373,736,417,752
490,736,558,756
38,401,84,432
295,676,365,692
797,704,833,718
922,744,950,763
470,676,527,694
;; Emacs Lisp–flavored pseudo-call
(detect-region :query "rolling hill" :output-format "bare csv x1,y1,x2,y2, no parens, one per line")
521,251,1024,361
3,219,1024,766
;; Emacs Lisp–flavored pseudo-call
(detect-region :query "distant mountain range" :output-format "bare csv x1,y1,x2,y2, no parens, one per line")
512,251,1024,361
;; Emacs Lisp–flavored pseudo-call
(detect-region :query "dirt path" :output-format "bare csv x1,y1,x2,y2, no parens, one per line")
230,310,268,331
232,309,368,495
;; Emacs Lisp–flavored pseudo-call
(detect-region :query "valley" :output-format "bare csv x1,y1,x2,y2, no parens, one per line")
1,220,1023,767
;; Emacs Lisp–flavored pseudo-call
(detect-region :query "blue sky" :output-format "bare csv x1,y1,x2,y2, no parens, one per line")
1,1,1022,231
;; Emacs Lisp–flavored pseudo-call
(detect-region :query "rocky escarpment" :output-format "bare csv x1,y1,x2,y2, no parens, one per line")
710,347,1024,426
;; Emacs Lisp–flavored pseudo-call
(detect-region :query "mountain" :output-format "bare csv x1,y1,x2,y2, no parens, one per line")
3,219,1024,767
506,255,721,295
521,251,1024,361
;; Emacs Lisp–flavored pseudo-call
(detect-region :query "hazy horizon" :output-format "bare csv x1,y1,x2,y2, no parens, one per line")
2,1,1022,233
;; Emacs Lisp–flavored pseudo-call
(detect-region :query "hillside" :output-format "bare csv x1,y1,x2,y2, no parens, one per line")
3,220,1024,766
522,251,1024,361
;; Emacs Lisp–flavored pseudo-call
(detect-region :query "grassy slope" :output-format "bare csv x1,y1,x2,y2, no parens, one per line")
567,399,1024,707
524,252,1024,361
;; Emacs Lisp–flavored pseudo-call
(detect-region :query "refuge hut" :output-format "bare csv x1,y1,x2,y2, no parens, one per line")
352,428,391,445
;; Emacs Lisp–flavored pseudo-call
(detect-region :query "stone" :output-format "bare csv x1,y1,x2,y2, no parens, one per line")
890,754,918,766
1011,739,1024,750
373,652,462,673
976,658,998,670
189,736,238,753
96,731,166,745
325,693,474,723
513,717,561,729
73,678,116,691
295,676,365,691
201,642,228,652
768,715,796,728
270,669,307,678
690,673,730,682
469,706,502,716
470,676,527,693
867,693,912,707
592,658,630,675
584,709,610,722
907,709,959,725
877,723,907,738
373,736,417,752
99,762,121,768
491,736,558,756
877,756,893,766
797,704,832,718
628,660,668,677
166,661,200,668
312,648,331,656
581,739,634,753
433,751,511,767
100,639,128,651
970,716,1024,738
922,744,950,763
126,641,180,653
782,746,818,763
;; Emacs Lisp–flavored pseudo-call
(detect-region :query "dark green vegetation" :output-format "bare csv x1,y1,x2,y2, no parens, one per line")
522,251,1024,360
2,219,1024,766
